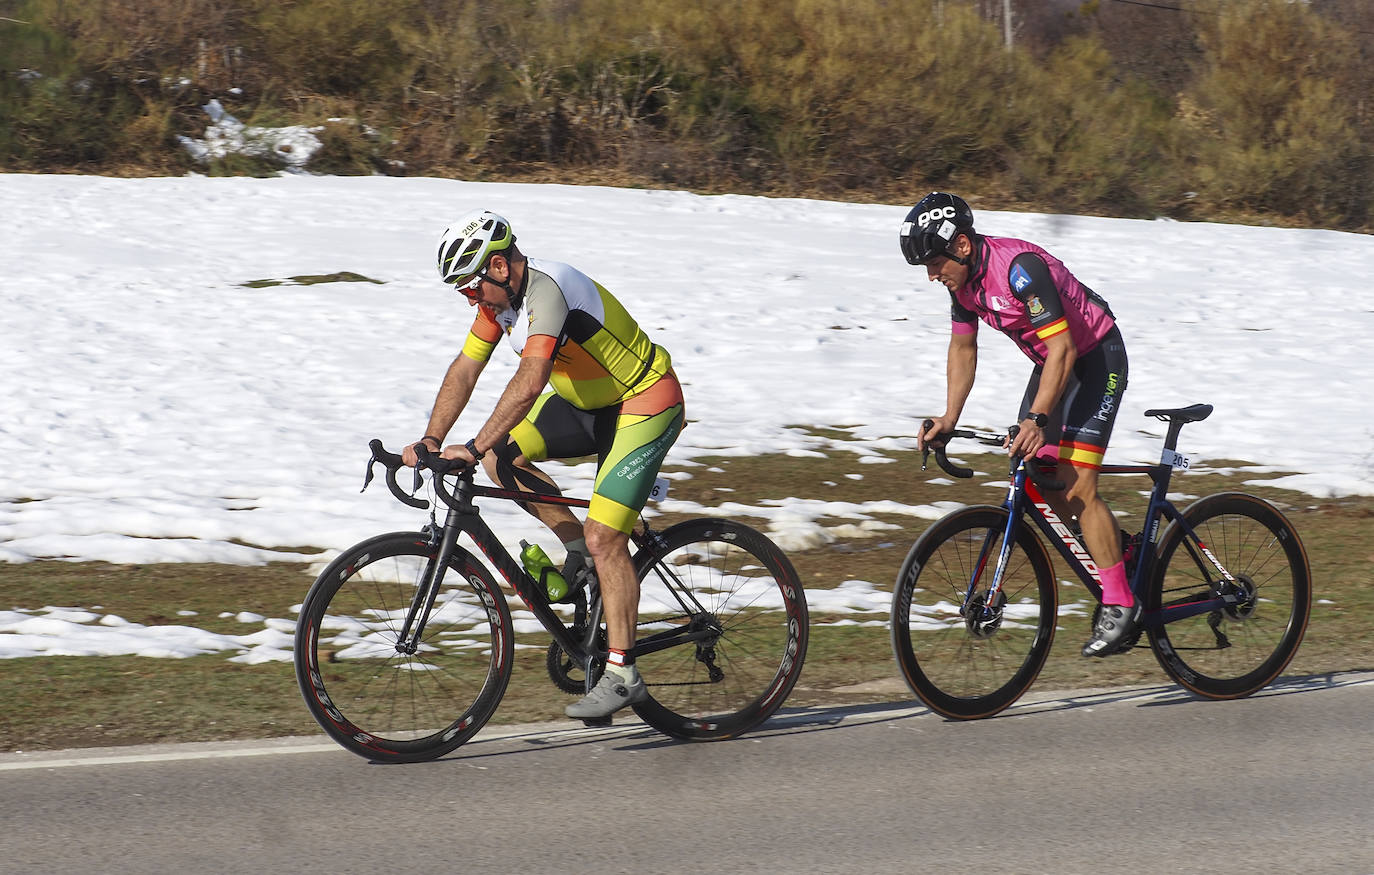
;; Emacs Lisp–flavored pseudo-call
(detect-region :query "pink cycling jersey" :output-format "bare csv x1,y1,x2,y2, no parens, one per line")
950,236,1116,365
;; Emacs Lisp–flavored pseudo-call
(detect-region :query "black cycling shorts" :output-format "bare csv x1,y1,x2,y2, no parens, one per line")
1018,325,1128,470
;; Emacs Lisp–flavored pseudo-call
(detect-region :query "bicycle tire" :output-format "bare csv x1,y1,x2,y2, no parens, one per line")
294,531,514,763
890,505,1057,720
629,518,809,741
1146,492,1311,699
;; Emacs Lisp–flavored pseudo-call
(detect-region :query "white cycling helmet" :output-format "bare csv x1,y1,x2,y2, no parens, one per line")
436,210,515,287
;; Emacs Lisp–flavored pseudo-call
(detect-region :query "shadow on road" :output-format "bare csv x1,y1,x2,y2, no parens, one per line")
423,669,1373,765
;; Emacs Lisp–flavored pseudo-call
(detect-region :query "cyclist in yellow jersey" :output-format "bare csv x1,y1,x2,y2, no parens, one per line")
402,210,685,719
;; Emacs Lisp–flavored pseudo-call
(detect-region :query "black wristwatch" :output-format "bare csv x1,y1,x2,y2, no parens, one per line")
1025,411,1049,428
464,438,485,460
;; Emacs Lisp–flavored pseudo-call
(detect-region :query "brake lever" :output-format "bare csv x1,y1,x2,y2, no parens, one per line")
361,440,385,493
919,419,938,472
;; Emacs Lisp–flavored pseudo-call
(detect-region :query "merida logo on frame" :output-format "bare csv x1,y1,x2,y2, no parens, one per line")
1034,500,1101,581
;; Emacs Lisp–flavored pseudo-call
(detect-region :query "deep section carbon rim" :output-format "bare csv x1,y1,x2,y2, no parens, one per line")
629,519,809,740
294,533,514,762
891,506,1057,720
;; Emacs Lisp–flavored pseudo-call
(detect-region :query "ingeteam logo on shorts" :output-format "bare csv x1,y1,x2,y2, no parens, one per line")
1095,373,1121,422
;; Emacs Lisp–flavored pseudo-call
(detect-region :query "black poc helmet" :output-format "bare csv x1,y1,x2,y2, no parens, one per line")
899,192,975,265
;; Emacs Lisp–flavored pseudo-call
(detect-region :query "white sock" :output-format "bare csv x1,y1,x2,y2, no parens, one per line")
605,662,638,682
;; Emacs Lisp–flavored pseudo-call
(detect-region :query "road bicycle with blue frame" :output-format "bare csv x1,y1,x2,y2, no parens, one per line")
295,441,809,762
890,403,1311,720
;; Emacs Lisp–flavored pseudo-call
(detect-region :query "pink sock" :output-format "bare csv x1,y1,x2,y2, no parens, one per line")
1098,560,1133,607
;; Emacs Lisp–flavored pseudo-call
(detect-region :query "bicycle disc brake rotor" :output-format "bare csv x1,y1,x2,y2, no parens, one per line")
1220,574,1259,621
964,590,1008,639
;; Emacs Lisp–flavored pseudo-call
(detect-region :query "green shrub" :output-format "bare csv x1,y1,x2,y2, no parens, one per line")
2,0,1372,228
244,0,422,99
1006,36,1174,215
308,115,397,176
1178,0,1370,225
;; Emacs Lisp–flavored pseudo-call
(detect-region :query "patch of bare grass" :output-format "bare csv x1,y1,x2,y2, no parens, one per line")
2,447,1368,752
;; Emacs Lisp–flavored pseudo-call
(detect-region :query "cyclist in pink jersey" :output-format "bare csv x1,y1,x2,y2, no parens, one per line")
900,192,1137,656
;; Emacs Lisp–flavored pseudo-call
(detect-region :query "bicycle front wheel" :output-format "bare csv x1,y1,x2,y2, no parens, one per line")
294,532,514,763
1146,492,1311,699
891,506,1057,720
630,519,809,741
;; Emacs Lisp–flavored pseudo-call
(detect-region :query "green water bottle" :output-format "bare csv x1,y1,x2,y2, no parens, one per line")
519,540,568,601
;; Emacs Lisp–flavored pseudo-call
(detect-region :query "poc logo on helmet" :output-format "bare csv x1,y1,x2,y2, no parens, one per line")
917,205,958,227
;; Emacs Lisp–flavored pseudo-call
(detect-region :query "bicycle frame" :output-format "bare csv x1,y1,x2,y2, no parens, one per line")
391,459,721,681
974,423,1249,632
418,475,601,666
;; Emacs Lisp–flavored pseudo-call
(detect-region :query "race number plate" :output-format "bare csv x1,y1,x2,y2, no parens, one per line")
1161,449,1191,471
648,476,671,502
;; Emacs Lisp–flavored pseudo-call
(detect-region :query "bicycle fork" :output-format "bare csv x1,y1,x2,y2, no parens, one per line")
962,460,1065,636
392,520,462,655
955,473,1027,636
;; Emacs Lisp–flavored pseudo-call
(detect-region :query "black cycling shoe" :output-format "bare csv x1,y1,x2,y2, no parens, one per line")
1082,603,1142,657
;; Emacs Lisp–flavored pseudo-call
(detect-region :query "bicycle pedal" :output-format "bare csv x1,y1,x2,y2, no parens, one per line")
580,715,613,728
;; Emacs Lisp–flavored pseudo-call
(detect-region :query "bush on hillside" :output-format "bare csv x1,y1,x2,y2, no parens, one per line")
1,0,1371,230
1177,0,1371,226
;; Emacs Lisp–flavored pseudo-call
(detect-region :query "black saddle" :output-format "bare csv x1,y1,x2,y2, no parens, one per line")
1143,403,1213,423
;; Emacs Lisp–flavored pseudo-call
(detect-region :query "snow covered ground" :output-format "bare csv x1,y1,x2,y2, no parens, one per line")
3,173,1371,659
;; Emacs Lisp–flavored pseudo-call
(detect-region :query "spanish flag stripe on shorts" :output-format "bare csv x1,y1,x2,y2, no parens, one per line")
1058,440,1104,469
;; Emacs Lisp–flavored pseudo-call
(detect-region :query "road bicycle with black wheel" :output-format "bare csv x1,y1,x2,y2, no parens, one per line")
890,403,1311,720
294,441,809,763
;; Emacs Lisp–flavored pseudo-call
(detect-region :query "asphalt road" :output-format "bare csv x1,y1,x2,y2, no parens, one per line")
3,672,1372,875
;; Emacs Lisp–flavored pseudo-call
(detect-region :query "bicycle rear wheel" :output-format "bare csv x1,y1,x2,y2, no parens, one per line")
1146,492,1311,699
294,531,514,763
891,506,1057,720
630,518,809,741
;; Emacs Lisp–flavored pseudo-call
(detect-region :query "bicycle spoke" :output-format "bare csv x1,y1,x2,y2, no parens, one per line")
295,535,513,762
1147,494,1310,699
630,520,808,740
891,507,1056,720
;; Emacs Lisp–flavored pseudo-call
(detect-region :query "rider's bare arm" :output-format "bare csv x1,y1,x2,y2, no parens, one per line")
404,353,487,466
459,354,555,459
922,331,978,449
1010,331,1077,459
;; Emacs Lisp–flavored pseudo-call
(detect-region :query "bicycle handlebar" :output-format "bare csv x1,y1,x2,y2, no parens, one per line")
362,439,479,510
412,443,482,509
364,439,428,508
919,419,1003,479
919,420,1066,492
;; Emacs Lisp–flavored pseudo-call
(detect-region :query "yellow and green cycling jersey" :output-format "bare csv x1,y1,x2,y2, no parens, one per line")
461,258,670,410
462,258,683,533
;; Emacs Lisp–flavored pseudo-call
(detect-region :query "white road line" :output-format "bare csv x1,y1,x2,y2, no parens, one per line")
4,673,1369,771
0,720,643,772
0,740,342,771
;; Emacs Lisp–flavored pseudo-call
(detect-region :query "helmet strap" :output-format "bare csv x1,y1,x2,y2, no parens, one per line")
501,254,529,310
476,252,521,306
945,232,976,266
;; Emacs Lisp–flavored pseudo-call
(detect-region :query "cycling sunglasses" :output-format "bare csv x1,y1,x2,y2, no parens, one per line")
450,270,487,301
